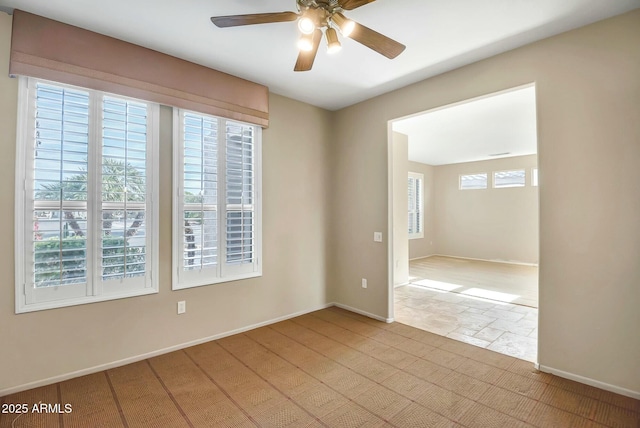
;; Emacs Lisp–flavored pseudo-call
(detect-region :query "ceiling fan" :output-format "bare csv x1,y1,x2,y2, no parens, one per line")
211,0,406,72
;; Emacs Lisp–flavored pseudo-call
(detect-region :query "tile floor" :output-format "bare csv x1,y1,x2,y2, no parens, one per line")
394,283,538,362
409,255,539,308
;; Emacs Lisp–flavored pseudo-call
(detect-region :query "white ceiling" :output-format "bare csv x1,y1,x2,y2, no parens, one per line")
0,0,638,110
393,85,537,166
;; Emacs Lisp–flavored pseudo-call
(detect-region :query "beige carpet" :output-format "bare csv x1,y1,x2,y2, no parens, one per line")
1,307,638,427
409,256,539,308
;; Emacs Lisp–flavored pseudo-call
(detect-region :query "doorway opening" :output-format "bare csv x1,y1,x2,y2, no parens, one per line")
388,84,539,362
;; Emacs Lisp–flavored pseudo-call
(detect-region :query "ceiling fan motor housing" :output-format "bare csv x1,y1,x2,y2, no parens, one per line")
297,0,339,29
298,0,342,12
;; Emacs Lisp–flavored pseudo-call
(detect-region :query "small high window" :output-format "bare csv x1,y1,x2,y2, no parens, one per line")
460,173,488,190
494,170,526,188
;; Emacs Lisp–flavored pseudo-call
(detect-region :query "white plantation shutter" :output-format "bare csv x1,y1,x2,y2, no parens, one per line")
28,83,91,304
408,172,424,239
416,178,422,233
181,113,219,277
16,77,158,313
225,121,255,267
173,110,261,290
408,176,416,235
100,97,152,291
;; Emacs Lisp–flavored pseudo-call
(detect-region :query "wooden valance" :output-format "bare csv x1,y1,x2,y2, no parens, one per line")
9,10,269,127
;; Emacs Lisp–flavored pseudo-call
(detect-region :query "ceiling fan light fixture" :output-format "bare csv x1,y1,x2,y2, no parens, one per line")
297,15,315,35
325,27,342,54
297,33,314,52
332,12,355,37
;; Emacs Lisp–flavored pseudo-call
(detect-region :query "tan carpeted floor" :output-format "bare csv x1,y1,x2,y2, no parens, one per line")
1,307,638,427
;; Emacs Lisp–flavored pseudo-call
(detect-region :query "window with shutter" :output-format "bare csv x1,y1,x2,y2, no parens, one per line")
173,110,261,290
15,77,159,313
408,172,424,239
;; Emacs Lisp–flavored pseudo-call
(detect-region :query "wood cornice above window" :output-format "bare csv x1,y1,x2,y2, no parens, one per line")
9,10,269,127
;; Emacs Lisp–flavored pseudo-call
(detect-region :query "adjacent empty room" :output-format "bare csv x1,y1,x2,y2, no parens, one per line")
391,85,540,361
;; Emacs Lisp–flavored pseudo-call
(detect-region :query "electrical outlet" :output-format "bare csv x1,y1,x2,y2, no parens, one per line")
177,300,186,314
361,278,367,289
373,232,383,242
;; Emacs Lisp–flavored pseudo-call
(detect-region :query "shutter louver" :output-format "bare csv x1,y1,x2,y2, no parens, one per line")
33,83,89,288
225,121,254,265
408,172,424,238
101,97,148,280
182,113,218,271
408,177,415,235
416,178,422,233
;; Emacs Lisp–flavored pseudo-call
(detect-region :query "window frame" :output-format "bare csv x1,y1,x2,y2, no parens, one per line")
408,172,424,240
15,77,159,314
172,109,262,291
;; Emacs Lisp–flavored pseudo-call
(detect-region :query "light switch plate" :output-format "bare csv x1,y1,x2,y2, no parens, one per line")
177,301,186,314
374,232,383,242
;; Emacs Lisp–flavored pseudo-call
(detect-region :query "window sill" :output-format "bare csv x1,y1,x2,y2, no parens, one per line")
16,286,158,314
172,271,263,291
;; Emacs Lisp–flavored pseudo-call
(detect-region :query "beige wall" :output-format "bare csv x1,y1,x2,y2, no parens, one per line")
433,155,538,264
330,10,640,394
392,132,409,285
0,12,332,393
408,161,435,260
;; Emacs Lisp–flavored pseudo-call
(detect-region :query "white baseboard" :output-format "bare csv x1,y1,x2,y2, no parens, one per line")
332,302,394,323
537,364,640,400
0,303,334,398
409,255,436,261
431,254,538,267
